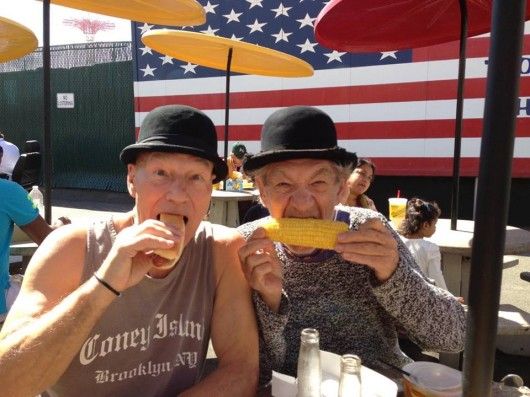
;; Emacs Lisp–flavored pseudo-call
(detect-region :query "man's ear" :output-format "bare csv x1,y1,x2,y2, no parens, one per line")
127,164,137,198
338,178,350,204
255,177,270,208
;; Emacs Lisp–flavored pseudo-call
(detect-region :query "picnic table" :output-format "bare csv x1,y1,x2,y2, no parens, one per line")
208,189,257,227
427,218,530,301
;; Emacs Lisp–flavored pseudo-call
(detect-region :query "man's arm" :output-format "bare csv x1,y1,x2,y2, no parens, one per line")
335,214,465,352
0,225,117,397
181,227,259,397
19,215,54,244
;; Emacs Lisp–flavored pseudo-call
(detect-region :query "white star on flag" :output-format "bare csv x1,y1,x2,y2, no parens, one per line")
271,3,292,18
231,34,243,41
272,28,292,43
297,38,317,53
160,55,173,65
296,13,316,28
140,46,153,56
201,25,219,36
247,19,267,34
180,62,198,74
247,0,263,8
223,9,243,23
324,50,346,63
138,23,154,35
140,64,156,77
380,51,398,60
203,1,218,14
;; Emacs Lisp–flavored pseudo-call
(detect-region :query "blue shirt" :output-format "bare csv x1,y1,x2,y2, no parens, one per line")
0,179,38,314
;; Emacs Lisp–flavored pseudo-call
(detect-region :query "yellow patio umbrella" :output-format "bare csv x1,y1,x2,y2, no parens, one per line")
0,16,38,63
142,30,314,186
48,0,205,26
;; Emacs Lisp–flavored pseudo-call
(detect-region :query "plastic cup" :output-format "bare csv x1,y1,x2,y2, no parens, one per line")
388,197,407,228
402,362,462,397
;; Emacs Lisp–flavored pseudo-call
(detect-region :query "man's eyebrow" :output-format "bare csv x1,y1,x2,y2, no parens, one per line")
268,166,334,180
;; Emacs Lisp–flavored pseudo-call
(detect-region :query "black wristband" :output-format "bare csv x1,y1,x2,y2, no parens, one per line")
93,273,121,297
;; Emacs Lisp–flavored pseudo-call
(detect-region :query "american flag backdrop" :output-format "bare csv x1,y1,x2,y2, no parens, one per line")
132,0,530,177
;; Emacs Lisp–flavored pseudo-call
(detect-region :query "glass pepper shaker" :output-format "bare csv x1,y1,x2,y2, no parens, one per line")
338,354,362,397
296,328,321,397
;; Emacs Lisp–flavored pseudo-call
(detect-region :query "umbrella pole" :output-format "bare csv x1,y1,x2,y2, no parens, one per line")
43,0,52,223
450,0,468,230
462,0,525,395
222,47,233,191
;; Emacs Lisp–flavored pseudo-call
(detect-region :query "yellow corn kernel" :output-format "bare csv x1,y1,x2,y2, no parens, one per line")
262,218,348,250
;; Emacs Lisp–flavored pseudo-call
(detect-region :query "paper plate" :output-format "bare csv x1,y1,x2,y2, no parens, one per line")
0,16,38,63
314,0,530,52
142,30,314,78
271,350,398,397
47,0,205,26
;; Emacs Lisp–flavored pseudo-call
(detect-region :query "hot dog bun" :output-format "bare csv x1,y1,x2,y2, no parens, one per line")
154,213,185,269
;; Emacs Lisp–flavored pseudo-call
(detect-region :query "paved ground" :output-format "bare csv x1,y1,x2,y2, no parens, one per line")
33,188,530,385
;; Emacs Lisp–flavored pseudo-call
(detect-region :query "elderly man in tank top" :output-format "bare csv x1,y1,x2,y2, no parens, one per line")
0,105,258,397
237,106,465,385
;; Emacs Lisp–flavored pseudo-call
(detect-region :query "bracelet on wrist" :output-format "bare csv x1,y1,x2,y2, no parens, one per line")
93,272,121,297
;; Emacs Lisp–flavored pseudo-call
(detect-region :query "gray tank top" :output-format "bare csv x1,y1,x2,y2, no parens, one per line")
48,218,216,397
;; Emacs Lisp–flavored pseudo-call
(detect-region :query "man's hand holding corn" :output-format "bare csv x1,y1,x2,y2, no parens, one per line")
239,228,284,313
335,219,399,283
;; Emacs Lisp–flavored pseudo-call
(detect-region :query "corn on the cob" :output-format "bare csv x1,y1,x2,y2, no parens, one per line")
262,218,348,249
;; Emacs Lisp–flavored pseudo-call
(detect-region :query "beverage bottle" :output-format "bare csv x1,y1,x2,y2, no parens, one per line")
29,185,44,216
225,178,234,191
296,328,321,397
338,354,362,397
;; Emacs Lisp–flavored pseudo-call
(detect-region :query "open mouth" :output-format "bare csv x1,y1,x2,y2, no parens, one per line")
156,213,188,224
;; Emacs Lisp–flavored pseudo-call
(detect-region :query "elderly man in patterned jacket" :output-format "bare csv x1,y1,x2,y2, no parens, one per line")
237,106,465,384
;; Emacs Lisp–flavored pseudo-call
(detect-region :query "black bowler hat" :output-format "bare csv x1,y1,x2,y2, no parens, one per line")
243,106,357,173
120,105,228,183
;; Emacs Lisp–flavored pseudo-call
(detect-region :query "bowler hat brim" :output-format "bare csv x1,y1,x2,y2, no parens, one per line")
243,147,357,173
120,142,228,183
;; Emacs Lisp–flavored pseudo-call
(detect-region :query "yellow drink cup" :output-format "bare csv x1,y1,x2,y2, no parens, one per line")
388,198,407,228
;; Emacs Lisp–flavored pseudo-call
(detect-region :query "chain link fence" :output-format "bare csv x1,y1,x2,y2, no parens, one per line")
0,42,134,192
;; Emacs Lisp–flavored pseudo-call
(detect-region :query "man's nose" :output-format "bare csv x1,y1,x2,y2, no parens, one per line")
289,187,315,211
166,178,188,202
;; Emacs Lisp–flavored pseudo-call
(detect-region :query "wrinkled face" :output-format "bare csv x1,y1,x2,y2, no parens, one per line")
127,152,214,246
256,159,348,255
347,164,374,196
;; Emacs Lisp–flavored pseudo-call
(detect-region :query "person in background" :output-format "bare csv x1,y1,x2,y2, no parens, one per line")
237,106,465,385
0,132,20,180
226,142,247,179
343,158,377,210
0,105,258,396
0,146,69,323
399,198,461,301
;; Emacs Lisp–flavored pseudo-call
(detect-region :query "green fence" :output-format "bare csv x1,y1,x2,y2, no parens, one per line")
0,42,134,192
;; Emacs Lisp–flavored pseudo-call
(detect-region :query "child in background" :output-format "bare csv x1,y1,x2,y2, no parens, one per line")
399,198,449,291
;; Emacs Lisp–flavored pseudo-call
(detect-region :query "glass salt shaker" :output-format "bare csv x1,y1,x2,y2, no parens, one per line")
338,354,362,397
296,328,321,397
